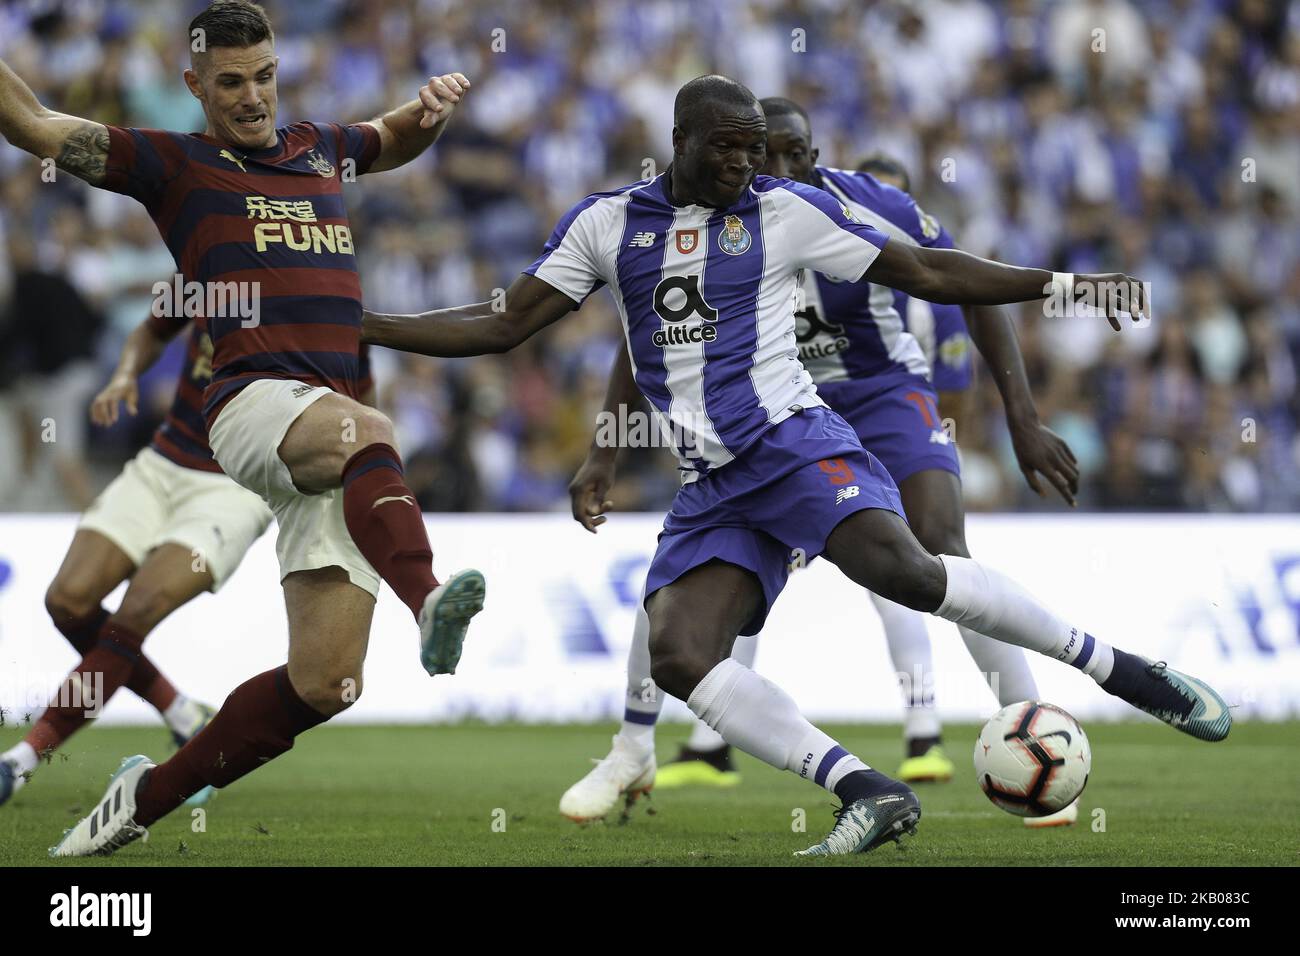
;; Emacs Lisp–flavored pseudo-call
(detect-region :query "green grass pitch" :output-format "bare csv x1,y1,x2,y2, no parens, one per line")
2,721,1296,866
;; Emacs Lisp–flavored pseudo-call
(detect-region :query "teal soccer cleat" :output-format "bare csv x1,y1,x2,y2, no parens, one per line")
796,788,922,857
1120,658,1233,742
418,570,486,675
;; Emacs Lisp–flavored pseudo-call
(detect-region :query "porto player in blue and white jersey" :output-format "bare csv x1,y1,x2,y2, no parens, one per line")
365,75,1230,857
559,99,1086,823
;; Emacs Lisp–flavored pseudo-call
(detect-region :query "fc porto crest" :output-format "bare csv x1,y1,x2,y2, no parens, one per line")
675,229,698,254
718,215,752,255
306,148,335,178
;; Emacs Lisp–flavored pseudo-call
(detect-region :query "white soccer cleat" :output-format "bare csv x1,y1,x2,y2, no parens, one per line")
1024,798,1080,828
49,755,154,858
559,735,655,823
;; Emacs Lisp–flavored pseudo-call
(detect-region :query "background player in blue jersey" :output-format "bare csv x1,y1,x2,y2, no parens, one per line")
365,75,1229,857
558,99,1083,826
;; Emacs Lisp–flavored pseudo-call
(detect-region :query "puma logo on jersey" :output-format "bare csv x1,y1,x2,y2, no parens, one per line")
219,149,246,173
373,495,416,509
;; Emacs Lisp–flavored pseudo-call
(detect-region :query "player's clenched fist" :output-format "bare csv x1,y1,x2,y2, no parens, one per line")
418,72,470,128
90,375,139,426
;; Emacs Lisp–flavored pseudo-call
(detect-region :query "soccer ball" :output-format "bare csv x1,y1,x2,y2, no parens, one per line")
973,701,1090,817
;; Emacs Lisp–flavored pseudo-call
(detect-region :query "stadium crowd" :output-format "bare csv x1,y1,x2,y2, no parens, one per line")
0,0,1297,513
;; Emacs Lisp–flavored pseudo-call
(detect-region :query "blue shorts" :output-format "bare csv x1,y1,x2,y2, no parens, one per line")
644,406,905,635
818,374,961,485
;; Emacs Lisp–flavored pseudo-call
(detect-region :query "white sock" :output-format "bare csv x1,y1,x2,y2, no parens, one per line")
937,556,1114,682
872,591,941,740
3,741,38,780
685,634,758,751
685,718,727,751
618,606,660,749
163,694,204,738
957,625,1040,705
687,659,869,794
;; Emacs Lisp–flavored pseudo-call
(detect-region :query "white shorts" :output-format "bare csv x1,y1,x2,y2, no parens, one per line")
207,378,380,597
79,446,273,592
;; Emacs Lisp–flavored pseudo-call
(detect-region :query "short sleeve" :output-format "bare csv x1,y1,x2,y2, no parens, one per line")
322,122,383,177
911,200,955,251
772,181,889,282
103,127,186,210
523,197,609,304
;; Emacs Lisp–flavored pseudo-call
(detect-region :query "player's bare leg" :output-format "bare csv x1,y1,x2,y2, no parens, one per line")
278,392,483,674
821,508,1231,741
2,535,209,806
646,560,920,856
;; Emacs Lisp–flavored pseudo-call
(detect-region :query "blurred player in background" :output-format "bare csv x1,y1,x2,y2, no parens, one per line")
0,0,482,856
559,99,1079,828
0,315,273,809
364,75,1228,856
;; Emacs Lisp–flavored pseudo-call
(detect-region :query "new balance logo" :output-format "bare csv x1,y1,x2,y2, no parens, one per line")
373,495,416,508
291,384,315,398
835,486,860,505
627,231,657,248
929,430,951,445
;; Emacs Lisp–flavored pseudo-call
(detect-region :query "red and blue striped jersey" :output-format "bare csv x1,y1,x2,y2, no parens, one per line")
143,314,375,474
103,120,382,429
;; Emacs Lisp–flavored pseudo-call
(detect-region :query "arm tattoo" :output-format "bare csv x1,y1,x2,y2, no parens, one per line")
56,123,109,185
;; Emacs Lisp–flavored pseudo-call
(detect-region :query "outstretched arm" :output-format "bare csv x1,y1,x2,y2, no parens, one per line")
90,317,182,426
361,273,577,356
961,304,1079,505
0,56,109,185
366,72,470,174
569,345,641,532
867,242,1145,327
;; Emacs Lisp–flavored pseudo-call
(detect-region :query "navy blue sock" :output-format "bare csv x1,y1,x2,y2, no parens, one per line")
833,768,907,805
1099,649,1145,696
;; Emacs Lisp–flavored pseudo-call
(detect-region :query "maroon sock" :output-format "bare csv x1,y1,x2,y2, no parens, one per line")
25,620,146,758
341,443,439,618
134,665,329,826
52,607,178,714
53,607,109,655
124,657,179,714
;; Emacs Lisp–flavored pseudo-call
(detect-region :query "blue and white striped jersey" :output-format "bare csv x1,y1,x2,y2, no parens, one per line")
798,166,968,389
525,171,889,480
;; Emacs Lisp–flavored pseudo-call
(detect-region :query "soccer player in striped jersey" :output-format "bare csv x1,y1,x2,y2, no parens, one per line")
0,0,483,856
0,316,275,809
365,75,1229,856
559,100,1080,828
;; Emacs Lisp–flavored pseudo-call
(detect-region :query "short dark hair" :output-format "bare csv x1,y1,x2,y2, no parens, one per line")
189,0,274,54
674,75,761,135
857,151,911,193
759,96,809,129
